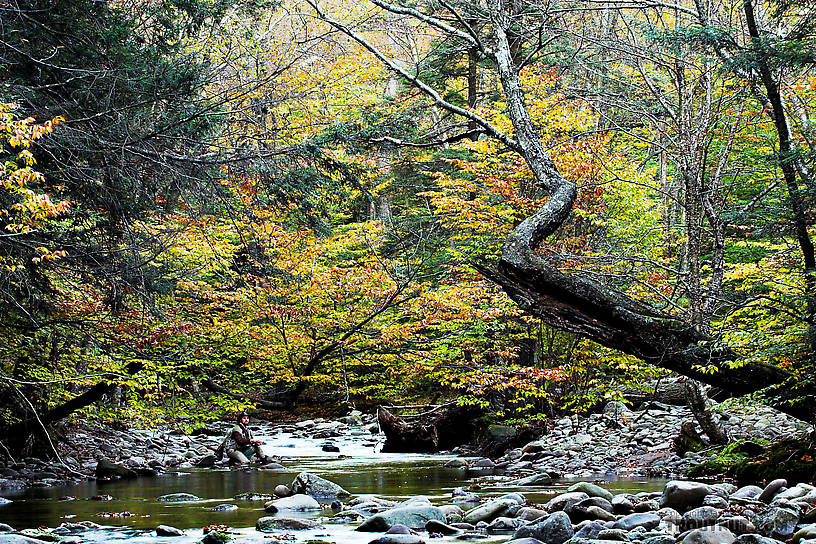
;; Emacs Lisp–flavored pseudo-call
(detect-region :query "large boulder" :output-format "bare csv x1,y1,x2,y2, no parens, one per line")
256,517,321,531
464,498,521,524
568,482,613,501
356,505,446,532
155,525,184,536
368,535,426,544
0,537,52,544
680,527,736,544
734,535,785,544
661,481,714,512
546,492,589,512
263,494,320,513
752,505,799,539
512,511,575,544
290,472,350,498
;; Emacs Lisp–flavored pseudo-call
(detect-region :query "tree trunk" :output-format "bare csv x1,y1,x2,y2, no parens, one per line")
482,0,816,423
683,380,729,445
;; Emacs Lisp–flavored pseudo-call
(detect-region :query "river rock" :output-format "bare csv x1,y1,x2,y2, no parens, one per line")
518,507,549,522
256,516,321,531
0,523,14,531
753,505,799,538
234,492,273,501
703,495,729,509
210,503,238,511
586,506,616,521
487,516,525,532
464,498,521,523
574,520,606,540
438,504,464,523
290,471,350,498
513,473,554,486
506,539,547,544
0,536,53,544
656,507,682,525
0,498,11,506
732,486,763,500
734,535,785,544
95,458,137,480
759,480,788,503
661,481,713,512
793,527,816,544
597,528,629,541
513,511,575,544
368,536,426,544
274,484,290,497
547,492,589,512
426,519,462,535
680,527,736,544
264,493,320,512
682,506,720,529
194,455,216,468
157,492,201,502
156,525,184,536
357,505,446,531
613,513,661,531
718,516,756,535
612,495,635,514
568,482,614,501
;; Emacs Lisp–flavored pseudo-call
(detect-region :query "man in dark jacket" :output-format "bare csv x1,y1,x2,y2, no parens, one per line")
225,413,272,465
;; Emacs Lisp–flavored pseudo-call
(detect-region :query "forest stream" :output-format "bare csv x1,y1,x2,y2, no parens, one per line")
0,427,668,544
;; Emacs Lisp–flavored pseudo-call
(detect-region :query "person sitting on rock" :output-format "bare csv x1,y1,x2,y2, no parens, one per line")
225,412,272,465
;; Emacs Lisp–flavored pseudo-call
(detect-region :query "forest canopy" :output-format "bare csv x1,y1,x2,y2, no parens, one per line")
1,0,815,452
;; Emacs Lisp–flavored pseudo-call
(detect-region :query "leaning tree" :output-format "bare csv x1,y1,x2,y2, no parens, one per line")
305,0,816,422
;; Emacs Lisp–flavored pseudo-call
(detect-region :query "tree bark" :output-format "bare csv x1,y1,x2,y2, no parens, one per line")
483,0,816,423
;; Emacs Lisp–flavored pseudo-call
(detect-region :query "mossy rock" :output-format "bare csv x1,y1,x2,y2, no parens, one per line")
690,439,816,483
200,532,231,544
731,439,816,484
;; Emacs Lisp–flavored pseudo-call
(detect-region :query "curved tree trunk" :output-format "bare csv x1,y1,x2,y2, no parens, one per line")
484,0,816,423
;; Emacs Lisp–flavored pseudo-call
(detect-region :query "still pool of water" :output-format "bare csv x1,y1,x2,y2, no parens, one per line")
0,430,667,543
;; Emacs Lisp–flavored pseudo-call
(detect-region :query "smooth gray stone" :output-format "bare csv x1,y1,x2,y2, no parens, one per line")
256,516,321,531
357,505,446,532
210,503,237,511
568,482,614,501
613,513,661,531
506,539,546,544
0,523,15,532
0,537,52,544
546,492,589,512
425,519,461,535
612,495,635,514
290,471,350,498
156,492,201,502
682,506,721,529
368,536,426,544
661,481,714,512
597,528,630,541
732,486,763,500
734,534,785,544
642,536,675,544
264,493,320,513
155,525,184,536
487,516,525,533
574,520,606,540
464,498,520,524
792,526,816,544
513,473,554,486
513,511,574,544
759,480,788,504
680,527,736,544
656,507,682,525
718,516,756,535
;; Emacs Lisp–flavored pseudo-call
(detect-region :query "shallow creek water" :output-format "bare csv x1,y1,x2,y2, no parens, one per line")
0,428,667,543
